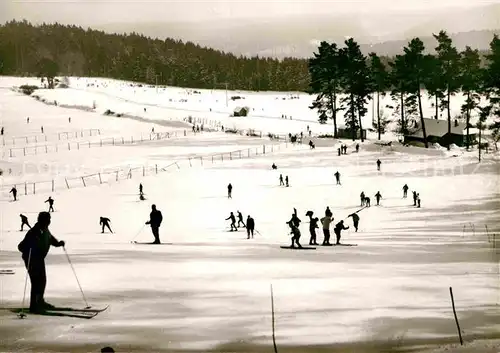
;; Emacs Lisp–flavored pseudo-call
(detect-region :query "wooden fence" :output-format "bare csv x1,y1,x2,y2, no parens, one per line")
1,129,100,147
1,141,300,198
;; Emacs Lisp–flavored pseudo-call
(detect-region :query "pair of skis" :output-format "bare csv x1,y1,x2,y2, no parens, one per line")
12,305,109,319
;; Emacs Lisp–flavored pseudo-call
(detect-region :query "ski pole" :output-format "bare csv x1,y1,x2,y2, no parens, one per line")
63,246,90,309
19,249,32,319
130,224,146,243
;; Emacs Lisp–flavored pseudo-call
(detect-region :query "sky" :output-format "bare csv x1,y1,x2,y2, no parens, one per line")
2,0,499,26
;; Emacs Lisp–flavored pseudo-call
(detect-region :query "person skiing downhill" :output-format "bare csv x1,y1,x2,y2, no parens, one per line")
145,204,163,244
334,171,341,185
348,213,360,232
10,186,17,201
20,214,31,231
403,184,409,198
334,220,349,245
227,183,233,199
376,159,382,171
226,212,237,231
246,215,255,239
100,217,113,233
17,212,65,313
45,197,54,212
237,211,246,228
375,192,382,206
320,213,333,245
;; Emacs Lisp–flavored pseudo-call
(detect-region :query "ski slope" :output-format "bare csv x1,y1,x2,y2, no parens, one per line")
0,77,499,353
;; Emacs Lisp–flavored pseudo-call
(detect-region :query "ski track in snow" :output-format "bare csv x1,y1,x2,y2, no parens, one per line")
0,76,499,352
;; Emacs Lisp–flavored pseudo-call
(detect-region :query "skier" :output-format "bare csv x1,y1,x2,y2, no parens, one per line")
27,117,29,123
325,206,332,218
375,192,382,206
145,204,163,244
20,214,31,231
279,174,284,186
334,220,349,245
337,148,341,156
272,163,277,170
356,143,359,153
139,194,146,201
17,212,65,313
45,197,54,212
360,192,365,206
286,216,302,248
227,183,233,199
320,213,333,245
41,126,44,134
10,186,17,201
364,196,371,207
306,211,319,245
68,117,71,123
237,211,246,228
100,217,113,233
334,171,341,185
226,212,237,231
417,194,421,208
412,191,418,206
246,215,255,239
348,213,360,232
376,159,382,171
0,127,3,135
139,183,143,196
285,176,289,187
403,184,409,198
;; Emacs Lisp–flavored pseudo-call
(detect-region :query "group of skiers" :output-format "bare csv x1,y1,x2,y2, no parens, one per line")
225,211,255,239
279,174,290,187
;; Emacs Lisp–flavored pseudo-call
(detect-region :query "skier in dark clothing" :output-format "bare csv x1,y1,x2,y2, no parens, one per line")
279,174,284,186
286,215,302,248
17,212,65,313
45,197,54,212
334,171,341,185
403,184,409,198
139,183,143,196
348,213,360,232
10,186,17,201
334,220,349,245
289,208,301,228
272,163,277,170
360,192,365,206
226,212,237,231
376,159,382,171
306,211,319,245
246,216,255,239
337,148,341,156
285,176,289,187
364,196,371,207
237,211,246,228
375,192,382,206
0,127,3,135
100,217,113,233
325,206,332,218
412,191,418,206
356,143,359,153
320,214,333,245
227,183,233,199
20,214,31,231
145,205,163,244
417,194,421,208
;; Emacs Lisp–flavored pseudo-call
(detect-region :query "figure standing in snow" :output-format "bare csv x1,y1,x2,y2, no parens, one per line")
364,196,371,207
403,184,409,198
285,176,289,187
45,197,54,212
10,186,17,201
20,214,31,231
100,217,113,233
289,208,301,228
17,212,65,313
334,171,341,185
286,218,302,248
348,213,360,232
139,183,144,196
272,163,277,170
325,206,332,218
356,143,359,153
0,127,3,135
145,204,163,244
334,220,349,245
412,191,418,206
279,174,284,186
237,211,246,228
306,211,319,245
360,192,365,206
246,215,255,239
321,213,333,245
27,117,29,123
68,117,71,123
375,192,382,206
376,159,382,171
227,183,233,199
226,212,237,231
338,148,341,156
417,194,421,208
41,126,44,134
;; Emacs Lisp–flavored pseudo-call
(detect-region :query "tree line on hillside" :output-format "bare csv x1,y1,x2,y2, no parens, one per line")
0,20,310,91
308,32,500,151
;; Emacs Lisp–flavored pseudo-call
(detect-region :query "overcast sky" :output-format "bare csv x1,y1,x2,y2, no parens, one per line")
2,0,499,26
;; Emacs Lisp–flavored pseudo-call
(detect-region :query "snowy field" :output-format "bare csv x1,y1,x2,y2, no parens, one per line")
0,77,499,353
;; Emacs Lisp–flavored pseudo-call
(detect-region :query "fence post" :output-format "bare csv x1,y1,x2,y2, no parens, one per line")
23,147,26,156
52,180,55,192
81,177,86,187
143,166,145,176
68,143,71,150
33,183,35,194
77,142,80,150
65,178,70,189
98,173,102,184
263,145,266,154
25,182,27,195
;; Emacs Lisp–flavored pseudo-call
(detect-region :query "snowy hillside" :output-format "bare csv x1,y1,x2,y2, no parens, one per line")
0,76,499,353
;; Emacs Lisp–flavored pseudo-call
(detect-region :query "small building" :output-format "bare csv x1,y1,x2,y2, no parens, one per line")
337,127,367,140
232,106,249,117
404,118,478,147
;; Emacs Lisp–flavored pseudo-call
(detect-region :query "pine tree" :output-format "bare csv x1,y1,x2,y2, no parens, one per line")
483,35,500,151
369,53,389,140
